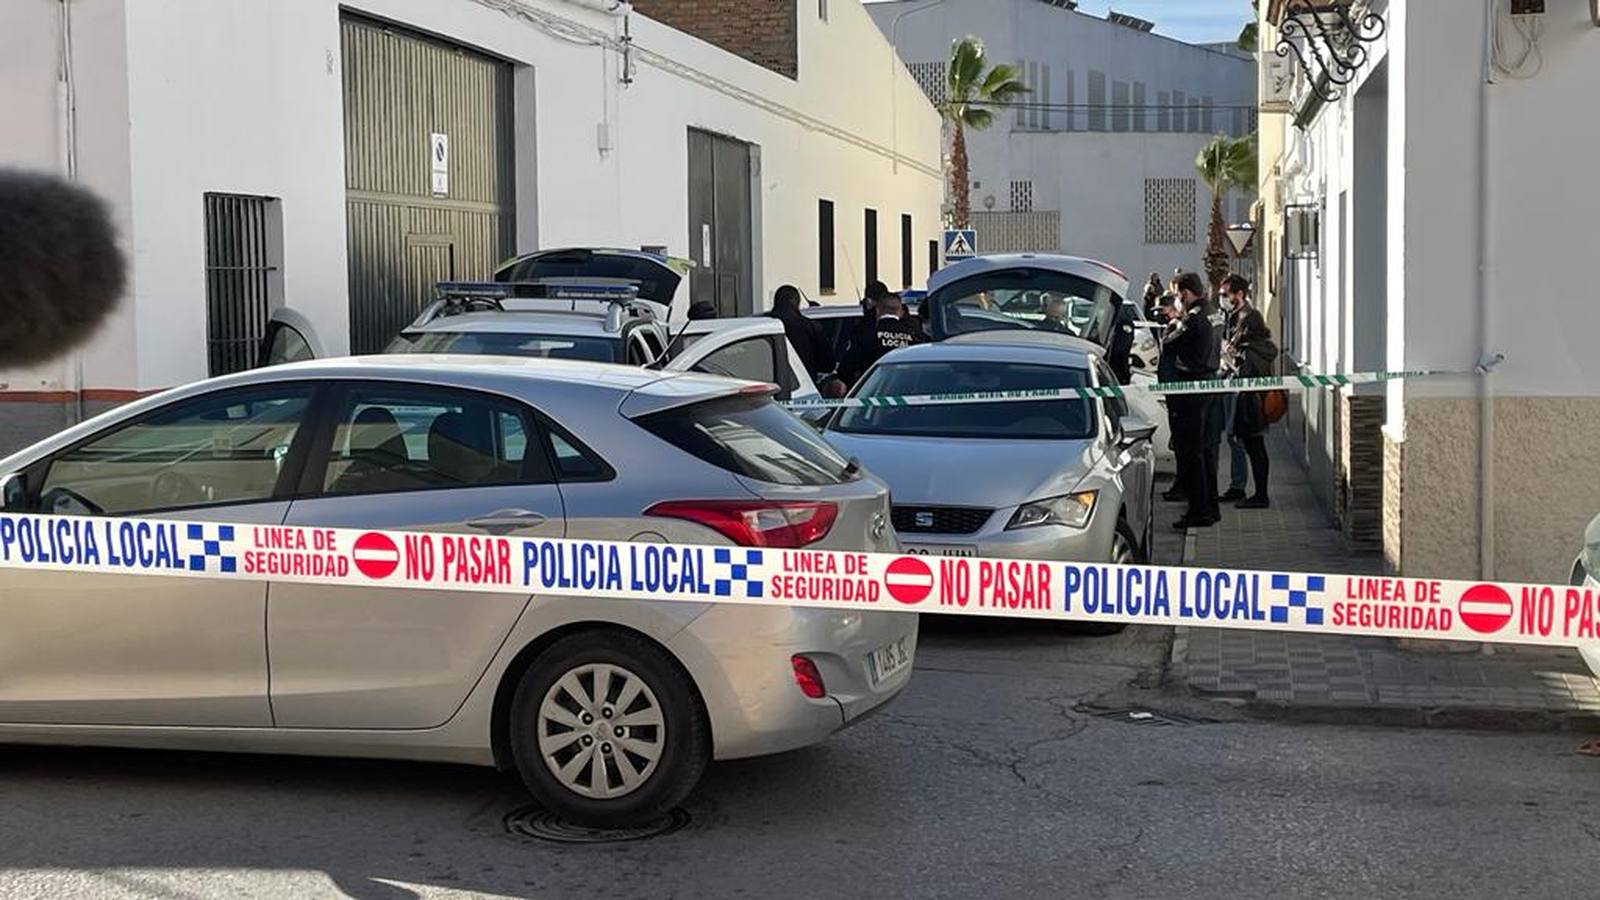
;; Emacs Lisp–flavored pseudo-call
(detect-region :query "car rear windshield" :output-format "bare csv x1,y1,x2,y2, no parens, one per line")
388,331,621,362
636,395,855,486
497,253,680,305
831,361,1096,440
925,269,1121,347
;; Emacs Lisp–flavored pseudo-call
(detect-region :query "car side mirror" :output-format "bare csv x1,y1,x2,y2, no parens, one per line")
1,472,27,511
1118,416,1158,447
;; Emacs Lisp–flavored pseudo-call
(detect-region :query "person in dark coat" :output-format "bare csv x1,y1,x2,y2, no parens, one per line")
1166,272,1221,530
1222,274,1276,508
768,284,834,378
1143,273,1165,321
837,291,928,386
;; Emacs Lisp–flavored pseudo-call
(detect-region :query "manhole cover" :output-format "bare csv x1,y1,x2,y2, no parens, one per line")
503,806,690,844
1090,708,1195,727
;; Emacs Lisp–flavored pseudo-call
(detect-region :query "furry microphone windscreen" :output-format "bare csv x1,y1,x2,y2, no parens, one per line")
0,169,126,368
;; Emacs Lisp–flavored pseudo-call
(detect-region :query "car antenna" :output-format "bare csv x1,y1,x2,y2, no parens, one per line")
649,315,696,370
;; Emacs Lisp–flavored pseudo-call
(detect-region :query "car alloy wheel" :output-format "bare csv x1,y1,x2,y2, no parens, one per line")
509,630,709,828
538,662,664,799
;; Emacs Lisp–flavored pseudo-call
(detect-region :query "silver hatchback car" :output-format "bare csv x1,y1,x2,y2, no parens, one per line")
0,355,914,826
823,332,1157,588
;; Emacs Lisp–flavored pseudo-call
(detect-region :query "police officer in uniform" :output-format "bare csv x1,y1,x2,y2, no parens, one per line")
837,290,928,386
1167,272,1221,529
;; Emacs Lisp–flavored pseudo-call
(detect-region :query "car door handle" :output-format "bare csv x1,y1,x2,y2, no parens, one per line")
466,509,549,534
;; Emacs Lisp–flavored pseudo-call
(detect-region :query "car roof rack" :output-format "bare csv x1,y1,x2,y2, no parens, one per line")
417,281,665,333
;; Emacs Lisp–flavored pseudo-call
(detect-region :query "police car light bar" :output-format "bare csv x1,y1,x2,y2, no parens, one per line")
435,281,642,303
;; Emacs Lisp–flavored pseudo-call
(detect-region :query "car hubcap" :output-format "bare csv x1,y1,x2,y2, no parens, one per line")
538,663,665,799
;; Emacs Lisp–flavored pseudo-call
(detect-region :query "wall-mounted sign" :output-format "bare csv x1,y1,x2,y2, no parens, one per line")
430,133,449,197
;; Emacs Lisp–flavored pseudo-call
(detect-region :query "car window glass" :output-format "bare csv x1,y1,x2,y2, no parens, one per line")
546,428,609,481
927,269,1120,346
388,331,620,362
637,396,852,486
39,387,311,515
320,387,544,496
266,324,314,366
694,338,776,383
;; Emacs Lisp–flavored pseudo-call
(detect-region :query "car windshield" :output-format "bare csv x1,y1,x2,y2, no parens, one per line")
925,269,1121,346
831,361,1096,440
388,331,621,362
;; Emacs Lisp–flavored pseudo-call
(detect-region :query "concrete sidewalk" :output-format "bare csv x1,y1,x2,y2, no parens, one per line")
1161,427,1600,730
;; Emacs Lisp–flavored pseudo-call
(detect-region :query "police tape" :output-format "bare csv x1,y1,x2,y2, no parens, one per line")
783,368,1463,410
0,511,1595,652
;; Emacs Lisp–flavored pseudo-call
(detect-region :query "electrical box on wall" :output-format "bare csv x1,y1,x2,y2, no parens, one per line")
1509,0,1545,15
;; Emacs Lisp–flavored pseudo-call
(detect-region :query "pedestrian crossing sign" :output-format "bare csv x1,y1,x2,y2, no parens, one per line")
943,229,977,261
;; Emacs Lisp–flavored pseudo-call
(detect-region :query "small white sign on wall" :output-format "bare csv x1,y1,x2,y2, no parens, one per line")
430,133,449,197
701,223,713,267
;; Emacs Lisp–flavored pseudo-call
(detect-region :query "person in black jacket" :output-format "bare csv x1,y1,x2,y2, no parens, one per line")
837,291,927,386
768,284,833,378
1167,272,1221,530
1222,274,1276,509
1107,301,1137,385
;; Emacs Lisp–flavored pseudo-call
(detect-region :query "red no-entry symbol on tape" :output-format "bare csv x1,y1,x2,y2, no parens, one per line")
884,556,934,605
352,532,400,580
1459,583,1514,634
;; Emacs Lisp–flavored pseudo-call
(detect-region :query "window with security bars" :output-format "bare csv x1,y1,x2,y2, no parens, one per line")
1144,178,1196,244
1009,180,1034,212
204,193,283,376
907,62,947,106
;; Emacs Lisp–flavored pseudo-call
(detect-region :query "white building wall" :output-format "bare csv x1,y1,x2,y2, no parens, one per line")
1,0,943,396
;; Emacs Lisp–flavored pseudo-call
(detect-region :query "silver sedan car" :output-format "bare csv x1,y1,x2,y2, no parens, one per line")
823,332,1157,590
0,355,914,827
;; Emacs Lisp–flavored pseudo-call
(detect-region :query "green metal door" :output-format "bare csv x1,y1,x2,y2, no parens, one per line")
342,15,516,353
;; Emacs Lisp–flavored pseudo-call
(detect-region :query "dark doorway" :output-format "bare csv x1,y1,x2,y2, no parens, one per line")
688,128,756,318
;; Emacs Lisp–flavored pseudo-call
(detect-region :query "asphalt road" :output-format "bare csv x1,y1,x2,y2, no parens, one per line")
2,619,1598,900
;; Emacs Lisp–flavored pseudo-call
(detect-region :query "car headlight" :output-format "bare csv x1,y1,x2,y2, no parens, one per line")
1007,491,1098,530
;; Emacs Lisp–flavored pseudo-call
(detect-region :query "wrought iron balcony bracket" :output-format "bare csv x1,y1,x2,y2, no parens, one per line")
1275,2,1386,104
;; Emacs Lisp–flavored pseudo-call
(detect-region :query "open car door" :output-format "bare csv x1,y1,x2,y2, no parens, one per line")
921,255,1129,349
660,318,818,402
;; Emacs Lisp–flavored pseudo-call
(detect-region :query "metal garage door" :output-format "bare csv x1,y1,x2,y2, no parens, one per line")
687,128,755,318
342,15,516,354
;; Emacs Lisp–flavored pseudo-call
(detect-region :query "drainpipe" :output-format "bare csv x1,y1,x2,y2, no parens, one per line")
58,0,86,424
888,0,947,174
1475,0,1502,581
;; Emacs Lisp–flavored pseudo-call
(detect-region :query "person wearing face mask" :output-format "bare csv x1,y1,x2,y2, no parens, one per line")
1218,275,1251,501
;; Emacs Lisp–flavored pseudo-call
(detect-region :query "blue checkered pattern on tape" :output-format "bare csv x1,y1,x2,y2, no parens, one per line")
1269,574,1325,626
186,523,238,573
712,547,765,599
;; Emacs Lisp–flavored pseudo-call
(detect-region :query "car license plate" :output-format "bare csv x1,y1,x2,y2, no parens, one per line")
904,544,978,557
867,636,912,686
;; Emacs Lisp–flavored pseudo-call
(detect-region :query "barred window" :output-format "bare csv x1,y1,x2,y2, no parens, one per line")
1144,178,1196,245
1087,70,1107,132
204,193,283,376
1009,180,1034,213
907,61,947,106
1112,81,1130,133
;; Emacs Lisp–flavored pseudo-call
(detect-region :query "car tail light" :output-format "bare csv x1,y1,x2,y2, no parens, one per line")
791,655,826,699
644,500,838,548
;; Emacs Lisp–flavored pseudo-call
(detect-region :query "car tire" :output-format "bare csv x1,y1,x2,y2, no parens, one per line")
508,629,709,828
1069,520,1144,637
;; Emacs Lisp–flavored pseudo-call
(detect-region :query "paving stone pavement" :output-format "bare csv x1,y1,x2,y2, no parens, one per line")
1164,426,1600,727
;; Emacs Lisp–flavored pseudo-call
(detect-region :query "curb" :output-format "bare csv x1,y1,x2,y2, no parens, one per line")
1210,694,1600,734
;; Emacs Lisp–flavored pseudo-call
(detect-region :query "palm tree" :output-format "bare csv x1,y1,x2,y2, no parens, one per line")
941,37,1028,229
1195,133,1258,291
1237,21,1259,53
